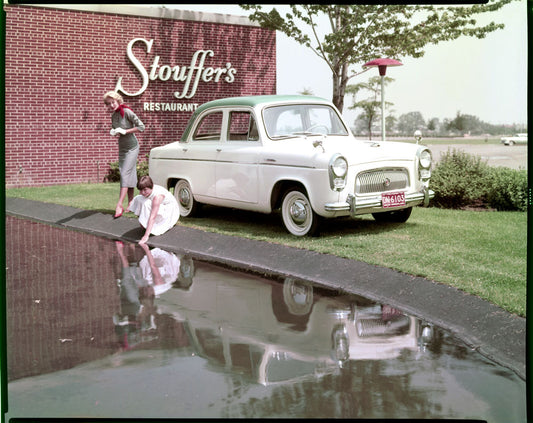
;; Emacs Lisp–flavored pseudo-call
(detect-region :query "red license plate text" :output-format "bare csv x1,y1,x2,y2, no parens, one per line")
382,192,406,208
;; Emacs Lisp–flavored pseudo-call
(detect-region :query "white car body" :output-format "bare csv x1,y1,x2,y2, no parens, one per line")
501,133,527,145
149,95,434,236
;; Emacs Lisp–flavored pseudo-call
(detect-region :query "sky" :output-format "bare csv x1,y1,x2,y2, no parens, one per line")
158,3,527,126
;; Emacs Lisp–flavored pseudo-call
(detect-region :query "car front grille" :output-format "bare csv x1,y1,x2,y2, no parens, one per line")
356,316,411,337
355,168,409,194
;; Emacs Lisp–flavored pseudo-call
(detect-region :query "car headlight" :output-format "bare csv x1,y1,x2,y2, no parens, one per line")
331,156,348,177
417,148,432,181
329,154,348,191
419,149,432,169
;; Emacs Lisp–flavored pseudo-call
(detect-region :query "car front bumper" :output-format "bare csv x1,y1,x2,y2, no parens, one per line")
324,187,434,216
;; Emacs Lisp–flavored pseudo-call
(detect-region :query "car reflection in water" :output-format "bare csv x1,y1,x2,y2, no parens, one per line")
122,243,434,386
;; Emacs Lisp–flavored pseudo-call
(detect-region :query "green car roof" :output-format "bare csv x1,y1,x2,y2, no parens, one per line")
181,95,331,141
198,94,328,110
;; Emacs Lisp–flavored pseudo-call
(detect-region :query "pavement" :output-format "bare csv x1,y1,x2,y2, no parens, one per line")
5,197,527,380
427,142,528,170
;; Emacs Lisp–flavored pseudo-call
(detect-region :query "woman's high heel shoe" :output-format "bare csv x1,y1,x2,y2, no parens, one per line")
114,206,124,219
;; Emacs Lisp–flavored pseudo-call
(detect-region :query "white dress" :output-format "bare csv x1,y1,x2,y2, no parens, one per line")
129,185,180,236
139,248,180,296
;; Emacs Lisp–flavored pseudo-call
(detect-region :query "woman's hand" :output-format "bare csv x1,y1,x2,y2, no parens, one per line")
138,194,163,245
110,128,127,136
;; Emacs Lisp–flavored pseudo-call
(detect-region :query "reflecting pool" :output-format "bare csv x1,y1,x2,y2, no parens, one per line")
5,216,526,420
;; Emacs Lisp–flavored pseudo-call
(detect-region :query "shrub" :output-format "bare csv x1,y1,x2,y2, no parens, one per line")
430,148,528,212
486,167,528,211
430,148,491,209
105,154,150,183
106,161,120,182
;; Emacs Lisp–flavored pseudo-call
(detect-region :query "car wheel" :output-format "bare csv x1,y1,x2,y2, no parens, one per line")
174,179,200,217
509,140,515,146
281,188,320,236
372,207,413,223
282,278,314,315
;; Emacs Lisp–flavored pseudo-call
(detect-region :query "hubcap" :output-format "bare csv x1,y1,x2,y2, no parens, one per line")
179,188,190,207
290,199,307,224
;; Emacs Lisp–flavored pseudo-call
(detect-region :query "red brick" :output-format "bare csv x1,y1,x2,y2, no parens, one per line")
5,5,276,187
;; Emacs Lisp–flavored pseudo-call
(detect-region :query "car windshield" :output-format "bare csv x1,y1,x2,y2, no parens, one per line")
263,104,349,139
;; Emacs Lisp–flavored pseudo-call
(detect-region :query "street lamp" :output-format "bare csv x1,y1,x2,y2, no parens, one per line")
363,58,403,141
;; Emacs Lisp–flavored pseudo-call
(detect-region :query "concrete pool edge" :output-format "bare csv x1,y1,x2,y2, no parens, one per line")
5,197,526,380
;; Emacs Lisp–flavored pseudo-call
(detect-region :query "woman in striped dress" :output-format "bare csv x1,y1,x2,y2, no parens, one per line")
103,91,145,218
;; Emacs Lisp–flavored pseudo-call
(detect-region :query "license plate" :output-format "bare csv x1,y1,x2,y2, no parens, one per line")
382,191,405,208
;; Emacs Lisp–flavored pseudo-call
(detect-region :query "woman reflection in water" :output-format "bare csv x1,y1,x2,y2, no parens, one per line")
113,241,180,352
127,175,180,244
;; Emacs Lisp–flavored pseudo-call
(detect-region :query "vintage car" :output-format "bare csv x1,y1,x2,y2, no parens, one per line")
156,261,431,386
500,133,527,145
149,95,434,236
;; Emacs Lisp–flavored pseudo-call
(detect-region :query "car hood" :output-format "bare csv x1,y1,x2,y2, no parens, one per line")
272,136,422,167
149,137,424,167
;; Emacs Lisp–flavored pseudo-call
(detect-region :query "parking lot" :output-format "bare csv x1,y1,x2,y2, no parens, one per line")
427,143,527,170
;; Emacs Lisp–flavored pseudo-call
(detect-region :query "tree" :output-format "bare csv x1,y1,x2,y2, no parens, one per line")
427,117,440,133
386,115,398,136
241,3,513,113
397,111,426,136
446,111,484,135
346,76,394,139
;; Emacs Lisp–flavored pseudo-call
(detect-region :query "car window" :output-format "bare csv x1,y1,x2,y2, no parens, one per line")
228,111,259,141
192,111,223,141
271,108,304,135
263,104,348,138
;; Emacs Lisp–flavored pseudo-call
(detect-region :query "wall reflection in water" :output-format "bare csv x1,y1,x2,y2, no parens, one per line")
5,216,526,420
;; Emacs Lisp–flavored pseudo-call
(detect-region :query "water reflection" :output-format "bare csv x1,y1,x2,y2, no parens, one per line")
5,216,526,421
161,274,430,386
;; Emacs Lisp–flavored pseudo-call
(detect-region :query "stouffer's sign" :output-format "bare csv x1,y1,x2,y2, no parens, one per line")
115,38,237,101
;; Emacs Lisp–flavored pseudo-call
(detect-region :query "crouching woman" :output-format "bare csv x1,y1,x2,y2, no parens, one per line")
127,176,180,244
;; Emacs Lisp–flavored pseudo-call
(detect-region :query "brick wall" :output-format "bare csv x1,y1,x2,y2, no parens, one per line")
6,216,122,381
4,5,276,187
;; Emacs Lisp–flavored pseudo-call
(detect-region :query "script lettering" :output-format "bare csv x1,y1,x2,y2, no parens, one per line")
115,38,237,100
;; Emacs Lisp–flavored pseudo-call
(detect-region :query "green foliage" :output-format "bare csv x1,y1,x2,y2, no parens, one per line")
241,3,511,112
106,161,120,182
347,76,394,139
431,148,527,211
431,149,490,208
446,111,484,135
396,111,426,136
486,167,528,211
106,155,150,182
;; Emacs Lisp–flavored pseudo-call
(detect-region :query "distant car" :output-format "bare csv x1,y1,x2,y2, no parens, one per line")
501,133,527,145
149,95,434,236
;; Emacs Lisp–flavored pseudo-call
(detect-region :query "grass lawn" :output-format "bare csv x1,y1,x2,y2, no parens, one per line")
6,182,527,317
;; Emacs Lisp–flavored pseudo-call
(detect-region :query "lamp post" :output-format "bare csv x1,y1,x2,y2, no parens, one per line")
363,58,403,141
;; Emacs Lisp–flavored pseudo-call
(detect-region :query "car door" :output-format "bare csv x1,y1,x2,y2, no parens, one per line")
215,110,260,204
181,110,223,199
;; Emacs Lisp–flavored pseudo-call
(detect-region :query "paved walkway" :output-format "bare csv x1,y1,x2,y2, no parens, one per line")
5,197,526,380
